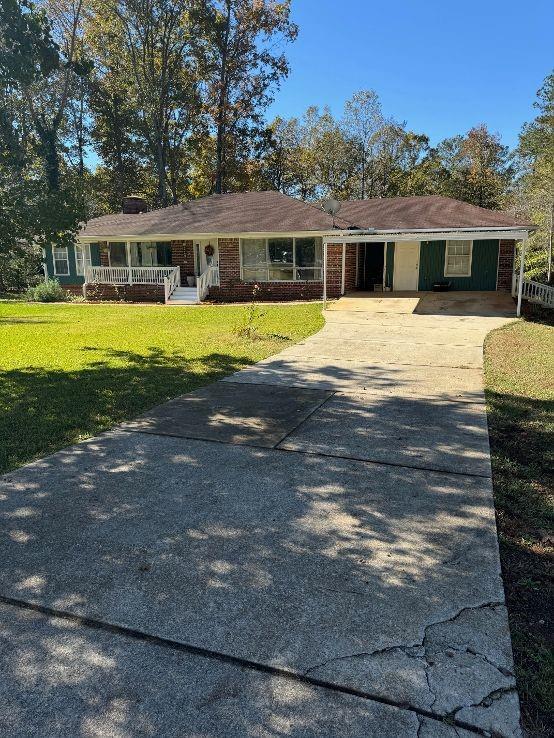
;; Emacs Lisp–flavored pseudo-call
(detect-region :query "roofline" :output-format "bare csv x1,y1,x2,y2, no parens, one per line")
77,229,336,243
78,225,533,243
323,228,532,243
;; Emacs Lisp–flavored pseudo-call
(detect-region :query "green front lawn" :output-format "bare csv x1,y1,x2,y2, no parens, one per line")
0,301,323,474
484,316,554,737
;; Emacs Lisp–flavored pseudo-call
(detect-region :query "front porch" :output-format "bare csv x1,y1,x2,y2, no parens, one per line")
83,264,220,304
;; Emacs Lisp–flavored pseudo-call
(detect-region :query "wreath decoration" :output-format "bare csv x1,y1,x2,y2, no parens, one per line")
204,244,215,256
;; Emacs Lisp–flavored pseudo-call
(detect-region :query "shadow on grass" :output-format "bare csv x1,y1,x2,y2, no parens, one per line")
0,348,254,475
486,388,554,736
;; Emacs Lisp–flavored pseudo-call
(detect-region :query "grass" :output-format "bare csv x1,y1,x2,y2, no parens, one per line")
0,300,323,474
484,314,554,737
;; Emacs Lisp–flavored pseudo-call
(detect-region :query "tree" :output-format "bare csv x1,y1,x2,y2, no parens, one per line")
432,125,513,209
193,0,297,194
89,0,201,208
0,0,85,254
516,71,554,282
342,90,384,198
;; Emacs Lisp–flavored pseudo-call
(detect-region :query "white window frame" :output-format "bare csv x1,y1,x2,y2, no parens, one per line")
239,236,323,282
53,246,69,276
75,243,92,276
444,240,473,278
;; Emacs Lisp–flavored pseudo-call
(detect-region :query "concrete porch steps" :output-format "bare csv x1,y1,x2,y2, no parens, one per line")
166,287,199,305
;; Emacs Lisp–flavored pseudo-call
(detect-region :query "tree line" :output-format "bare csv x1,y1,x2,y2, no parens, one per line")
0,0,552,286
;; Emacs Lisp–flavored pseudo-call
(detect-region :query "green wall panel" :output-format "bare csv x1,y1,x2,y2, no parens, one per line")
418,240,499,291
43,243,103,285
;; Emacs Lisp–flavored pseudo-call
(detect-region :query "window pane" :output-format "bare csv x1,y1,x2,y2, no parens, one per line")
130,242,159,266
53,247,69,275
268,238,293,265
295,237,322,267
242,239,266,266
75,244,91,275
268,267,294,281
109,243,127,266
296,267,322,281
157,243,171,266
446,241,471,276
242,267,267,282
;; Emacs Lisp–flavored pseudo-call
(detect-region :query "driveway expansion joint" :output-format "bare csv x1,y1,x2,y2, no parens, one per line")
119,425,493,480
0,593,493,737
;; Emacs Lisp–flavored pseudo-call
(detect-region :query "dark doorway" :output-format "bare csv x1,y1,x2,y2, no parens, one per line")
360,243,385,290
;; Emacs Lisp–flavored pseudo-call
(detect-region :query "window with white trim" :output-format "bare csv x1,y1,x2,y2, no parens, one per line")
108,242,128,267
445,240,472,277
75,243,92,275
53,246,69,275
240,237,323,282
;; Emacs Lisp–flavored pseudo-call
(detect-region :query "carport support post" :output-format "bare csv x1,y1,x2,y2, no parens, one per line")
323,239,328,309
516,239,527,317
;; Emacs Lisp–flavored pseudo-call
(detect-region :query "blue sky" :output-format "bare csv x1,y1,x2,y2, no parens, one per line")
267,0,554,148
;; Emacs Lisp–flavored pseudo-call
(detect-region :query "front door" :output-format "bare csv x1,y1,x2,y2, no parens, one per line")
194,239,219,276
393,241,420,291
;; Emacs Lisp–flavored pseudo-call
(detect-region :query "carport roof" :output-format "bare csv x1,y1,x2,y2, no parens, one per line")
79,191,532,239
339,195,531,231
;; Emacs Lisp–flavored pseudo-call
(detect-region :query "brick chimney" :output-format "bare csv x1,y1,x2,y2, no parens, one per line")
122,195,148,214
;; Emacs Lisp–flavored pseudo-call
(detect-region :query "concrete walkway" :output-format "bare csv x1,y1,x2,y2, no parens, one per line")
0,293,521,737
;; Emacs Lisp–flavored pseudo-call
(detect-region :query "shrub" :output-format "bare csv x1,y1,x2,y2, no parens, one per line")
0,245,43,293
25,279,70,303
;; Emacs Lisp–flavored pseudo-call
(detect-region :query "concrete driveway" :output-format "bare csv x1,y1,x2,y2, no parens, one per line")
0,293,521,737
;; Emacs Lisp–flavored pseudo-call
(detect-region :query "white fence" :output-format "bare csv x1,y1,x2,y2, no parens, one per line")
85,266,177,285
513,275,554,308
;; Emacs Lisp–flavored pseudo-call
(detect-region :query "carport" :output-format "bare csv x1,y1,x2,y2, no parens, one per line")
321,227,530,313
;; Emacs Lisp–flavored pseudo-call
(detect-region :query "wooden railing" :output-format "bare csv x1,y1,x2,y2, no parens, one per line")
164,267,181,303
513,275,554,308
196,265,220,302
85,266,177,285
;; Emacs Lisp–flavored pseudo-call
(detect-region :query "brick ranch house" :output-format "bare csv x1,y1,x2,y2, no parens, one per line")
43,191,532,305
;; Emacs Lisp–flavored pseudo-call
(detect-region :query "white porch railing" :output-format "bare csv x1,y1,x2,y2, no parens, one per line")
164,266,181,303
84,266,177,286
512,275,554,308
196,265,220,302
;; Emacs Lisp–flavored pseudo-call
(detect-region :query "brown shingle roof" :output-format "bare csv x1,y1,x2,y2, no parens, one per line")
80,191,531,238
339,195,529,230
80,191,349,238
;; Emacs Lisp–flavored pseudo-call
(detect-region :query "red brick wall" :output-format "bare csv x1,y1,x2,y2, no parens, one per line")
63,284,85,297
345,245,357,292
497,239,515,291
171,240,194,276
84,283,164,303
209,238,344,302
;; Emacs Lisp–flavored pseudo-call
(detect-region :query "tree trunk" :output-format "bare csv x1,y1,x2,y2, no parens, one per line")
214,1,232,194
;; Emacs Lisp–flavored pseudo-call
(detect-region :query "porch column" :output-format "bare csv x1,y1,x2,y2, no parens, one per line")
323,239,328,309
341,243,346,295
516,238,527,317
126,241,132,284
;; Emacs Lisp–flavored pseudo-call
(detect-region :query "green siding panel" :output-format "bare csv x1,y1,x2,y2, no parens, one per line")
43,243,84,284
385,242,395,289
90,243,101,266
418,240,499,291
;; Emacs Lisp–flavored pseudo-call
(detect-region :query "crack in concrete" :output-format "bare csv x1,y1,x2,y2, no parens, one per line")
452,686,518,716
0,593,491,737
302,600,510,720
